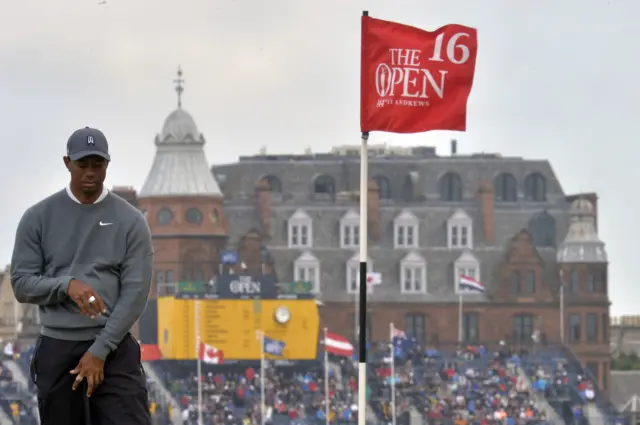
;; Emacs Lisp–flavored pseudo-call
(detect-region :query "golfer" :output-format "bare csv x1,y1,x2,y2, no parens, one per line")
10,127,153,425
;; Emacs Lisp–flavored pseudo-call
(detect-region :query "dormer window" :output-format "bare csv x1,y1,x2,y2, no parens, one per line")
293,252,320,293
340,210,360,249
454,251,481,293
447,209,473,249
400,252,427,293
394,210,419,249
288,209,312,248
346,254,373,294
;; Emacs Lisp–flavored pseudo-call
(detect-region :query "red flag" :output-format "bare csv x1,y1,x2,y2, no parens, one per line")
325,332,354,357
360,16,478,133
199,342,224,364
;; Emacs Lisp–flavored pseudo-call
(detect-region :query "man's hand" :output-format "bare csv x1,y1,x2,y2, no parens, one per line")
67,279,107,318
70,351,105,397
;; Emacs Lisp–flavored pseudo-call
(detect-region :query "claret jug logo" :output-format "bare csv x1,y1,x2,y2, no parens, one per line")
374,32,473,109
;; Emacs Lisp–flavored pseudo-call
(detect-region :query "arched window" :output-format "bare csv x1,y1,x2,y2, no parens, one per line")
313,175,335,199
494,172,518,202
157,208,173,225
374,175,391,200
528,212,556,247
404,313,426,343
524,173,547,202
263,175,282,193
439,172,463,201
185,208,202,224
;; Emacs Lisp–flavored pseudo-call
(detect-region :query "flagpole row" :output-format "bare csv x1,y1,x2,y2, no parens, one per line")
324,328,330,425
195,300,203,425
389,323,397,425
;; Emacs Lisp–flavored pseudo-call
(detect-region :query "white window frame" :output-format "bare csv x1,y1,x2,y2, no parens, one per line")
394,210,419,249
399,252,427,294
294,252,320,293
340,210,360,249
454,251,481,294
288,209,313,248
447,209,473,249
346,255,373,294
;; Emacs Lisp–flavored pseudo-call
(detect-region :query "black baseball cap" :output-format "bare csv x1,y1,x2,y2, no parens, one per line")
66,127,111,161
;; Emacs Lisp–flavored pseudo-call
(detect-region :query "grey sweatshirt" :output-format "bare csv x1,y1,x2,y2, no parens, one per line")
10,189,153,360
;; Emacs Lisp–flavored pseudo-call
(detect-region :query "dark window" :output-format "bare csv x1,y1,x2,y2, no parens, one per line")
155,270,164,284
513,314,534,342
586,313,598,343
601,269,608,293
587,272,596,293
402,174,414,202
511,271,521,294
586,362,599,385
263,175,282,193
157,207,173,225
602,314,608,343
462,313,479,343
439,172,463,201
524,172,547,201
374,175,392,200
528,212,556,247
569,314,581,343
212,208,220,224
165,270,174,283
602,362,608,390
185,208,202,224
569,270,578,293
354,311,373,342
494,173,518,202
524,270,536,294
404,314,426,344
313,175,335,198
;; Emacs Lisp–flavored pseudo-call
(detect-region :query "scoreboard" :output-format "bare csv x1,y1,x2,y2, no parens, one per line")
156,297,319,360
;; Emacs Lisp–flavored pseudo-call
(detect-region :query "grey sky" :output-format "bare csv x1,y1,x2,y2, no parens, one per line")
1,0,636,314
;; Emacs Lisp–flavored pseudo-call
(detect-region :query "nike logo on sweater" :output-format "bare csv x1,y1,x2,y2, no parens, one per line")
99,221,113,226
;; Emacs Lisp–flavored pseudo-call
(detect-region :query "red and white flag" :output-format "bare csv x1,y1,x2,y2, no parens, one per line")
199,342,224,364
325,332,354,357
361,16,478,133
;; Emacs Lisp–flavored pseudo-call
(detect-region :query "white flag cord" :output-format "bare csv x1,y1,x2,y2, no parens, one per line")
260,330,266,425
390,323,397,425
324,328,330,425
195,300,203,425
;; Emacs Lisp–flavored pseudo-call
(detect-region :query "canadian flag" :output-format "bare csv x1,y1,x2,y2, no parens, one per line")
199,342,224,364
325,332,354,357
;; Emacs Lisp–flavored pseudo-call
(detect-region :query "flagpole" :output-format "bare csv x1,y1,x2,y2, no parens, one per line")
260,330,266,425
324,328,330,425
559,270,565,344
458,294,463,345
358,130,369,425
195,300,203,425
358,12,370,425
389,323,397,425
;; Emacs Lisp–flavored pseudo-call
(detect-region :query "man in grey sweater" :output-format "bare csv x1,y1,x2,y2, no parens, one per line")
11,127,153,425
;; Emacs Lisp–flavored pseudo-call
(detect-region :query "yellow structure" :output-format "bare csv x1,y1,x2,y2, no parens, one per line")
157,297,319,360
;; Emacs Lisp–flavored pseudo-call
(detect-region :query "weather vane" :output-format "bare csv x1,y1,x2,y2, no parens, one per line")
173,66,185,109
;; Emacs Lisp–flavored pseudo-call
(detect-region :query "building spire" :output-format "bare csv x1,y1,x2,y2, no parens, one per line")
173,66,185,109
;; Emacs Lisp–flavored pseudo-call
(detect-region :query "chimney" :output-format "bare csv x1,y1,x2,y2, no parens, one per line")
478,181,494,244
255,178,272,238
111,186,138,207
368,179,380,241
451,139,457,155
239,232,263,275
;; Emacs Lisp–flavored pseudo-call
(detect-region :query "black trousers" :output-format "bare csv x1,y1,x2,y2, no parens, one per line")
31,333,152,425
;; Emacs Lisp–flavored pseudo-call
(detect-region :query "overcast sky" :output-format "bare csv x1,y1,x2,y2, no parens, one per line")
1,0,636,315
